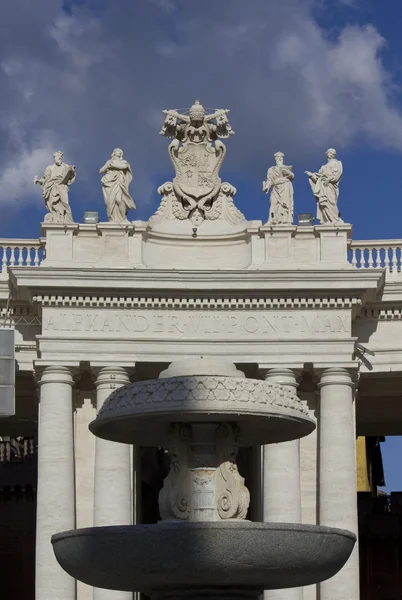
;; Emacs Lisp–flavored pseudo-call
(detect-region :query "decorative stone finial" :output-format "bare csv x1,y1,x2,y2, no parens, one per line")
189,99,205,121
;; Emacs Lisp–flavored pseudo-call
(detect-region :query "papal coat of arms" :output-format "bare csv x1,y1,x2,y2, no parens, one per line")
149,100,245,227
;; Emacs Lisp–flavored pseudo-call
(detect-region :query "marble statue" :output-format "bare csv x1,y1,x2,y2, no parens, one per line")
149,100,245,227
99,148,135,223
305,148,343,224
262,152,294,225
34,151,75,223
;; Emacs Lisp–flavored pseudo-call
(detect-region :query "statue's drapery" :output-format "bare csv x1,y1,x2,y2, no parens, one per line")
41,164,75,223
101,159,135,223
265,166,294,225
309,159,343,224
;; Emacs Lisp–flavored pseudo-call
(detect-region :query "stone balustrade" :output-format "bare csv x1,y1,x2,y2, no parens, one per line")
1,233,402,277
0,239,44,273
349,240,402,274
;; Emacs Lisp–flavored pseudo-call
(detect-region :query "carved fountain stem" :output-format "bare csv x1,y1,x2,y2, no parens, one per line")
159,422,250,522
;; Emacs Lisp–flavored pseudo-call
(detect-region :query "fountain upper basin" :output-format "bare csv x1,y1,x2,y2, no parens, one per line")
52,521,355,592
90,375,314,446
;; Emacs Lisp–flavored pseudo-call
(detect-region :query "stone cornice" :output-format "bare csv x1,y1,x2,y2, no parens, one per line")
33,294,363,311
360,307,402,321
10,266,383,298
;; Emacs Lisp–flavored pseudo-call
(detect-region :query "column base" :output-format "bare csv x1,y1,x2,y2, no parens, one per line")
152,587,262,600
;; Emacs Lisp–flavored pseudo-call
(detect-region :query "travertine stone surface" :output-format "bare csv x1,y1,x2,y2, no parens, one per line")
262,152,294,225
74,393,96,600
159,357,245,378
305,149,343,224
159,422,250,522
318,368,359,600
262,368,302,600
36,366,75,600
34,151,75,224
37,220,356,269
149,100,245,228
91,374,313,446
93,367,132,600
99,149,135,223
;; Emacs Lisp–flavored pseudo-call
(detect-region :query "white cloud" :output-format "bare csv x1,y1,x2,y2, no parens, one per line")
0,145,55,206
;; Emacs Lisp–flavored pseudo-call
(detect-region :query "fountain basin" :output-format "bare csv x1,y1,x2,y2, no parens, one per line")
90,376,314,446
52,521,355,592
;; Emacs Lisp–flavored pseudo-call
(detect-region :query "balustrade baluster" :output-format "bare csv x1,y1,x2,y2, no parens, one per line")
384,248,390,272
375,247,381,268
368,248,374,268
1,247,7,273
360,248,366,268
392,247,398,273
34,247,40,266
351,248,357,268
17,247,24,266
9,247,15,267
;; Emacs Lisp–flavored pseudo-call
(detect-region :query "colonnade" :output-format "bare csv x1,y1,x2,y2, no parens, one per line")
35,365,133,600
34,365,359,600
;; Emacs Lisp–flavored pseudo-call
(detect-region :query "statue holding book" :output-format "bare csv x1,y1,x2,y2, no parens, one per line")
34,151,75,223
305,148,343,224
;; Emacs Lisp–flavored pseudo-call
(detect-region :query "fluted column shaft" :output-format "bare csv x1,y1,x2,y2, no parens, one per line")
36,366,75,600
93,367,132,600
262,368,302,600
318,368,359,600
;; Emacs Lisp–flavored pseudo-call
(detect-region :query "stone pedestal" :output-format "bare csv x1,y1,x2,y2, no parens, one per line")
259,224,352,268
159,422,250,522
35,366,75,600
41,223,78,265
52,358,355,598
260,225,296,265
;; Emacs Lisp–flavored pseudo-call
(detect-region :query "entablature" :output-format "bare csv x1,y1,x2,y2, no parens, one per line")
9,266,383,303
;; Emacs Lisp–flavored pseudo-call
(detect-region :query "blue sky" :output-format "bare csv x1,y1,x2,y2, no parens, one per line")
0,0,401,489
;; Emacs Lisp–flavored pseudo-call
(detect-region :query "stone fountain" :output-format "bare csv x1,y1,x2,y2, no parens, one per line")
52,357,355,600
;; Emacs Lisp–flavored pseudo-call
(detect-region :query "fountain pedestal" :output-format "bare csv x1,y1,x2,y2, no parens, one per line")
52,358,355,599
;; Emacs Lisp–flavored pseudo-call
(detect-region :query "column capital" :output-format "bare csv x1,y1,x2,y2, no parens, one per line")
258,367,299,389
37,365,75,387
93,366,131,390
318,367,355,389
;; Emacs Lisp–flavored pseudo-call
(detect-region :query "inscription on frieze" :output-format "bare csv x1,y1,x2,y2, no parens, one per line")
42,308,351,339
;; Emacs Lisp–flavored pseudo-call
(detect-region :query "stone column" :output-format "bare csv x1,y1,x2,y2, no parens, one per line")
36,366,76,600
299,391,319,600
93,367,132,600
318,368,359,600
262,368,302,600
